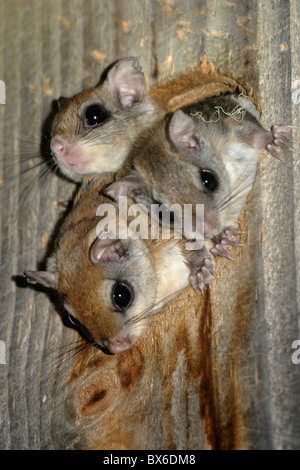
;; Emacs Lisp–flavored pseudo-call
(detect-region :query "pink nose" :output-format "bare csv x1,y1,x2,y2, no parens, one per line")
104,335,134,354
50,135,68,159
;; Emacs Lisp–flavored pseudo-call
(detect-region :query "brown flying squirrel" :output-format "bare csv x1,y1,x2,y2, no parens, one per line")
104,92,292,258
24,64,291,353
24,63,246,354
24,175,215,354
50,57,164,182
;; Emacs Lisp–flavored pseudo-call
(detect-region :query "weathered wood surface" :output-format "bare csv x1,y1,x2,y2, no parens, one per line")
0,0,300,450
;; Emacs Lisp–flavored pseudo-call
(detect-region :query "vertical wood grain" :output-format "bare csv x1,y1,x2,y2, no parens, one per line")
0,0,299,450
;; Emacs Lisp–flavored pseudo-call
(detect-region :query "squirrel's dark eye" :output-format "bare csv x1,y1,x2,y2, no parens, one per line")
200,169,218,192
112,282,133,311
84,104,109,127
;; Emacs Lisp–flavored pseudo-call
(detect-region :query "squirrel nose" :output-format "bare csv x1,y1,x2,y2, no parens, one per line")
50,135,67,158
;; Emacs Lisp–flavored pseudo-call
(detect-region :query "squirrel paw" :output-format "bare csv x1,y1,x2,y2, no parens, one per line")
211,226,243,260
189,258,216,294
266,124,293,159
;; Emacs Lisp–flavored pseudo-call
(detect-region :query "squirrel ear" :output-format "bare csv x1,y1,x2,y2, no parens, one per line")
104,175,143,201
105,57,145,108
57,96,71,110
90,238,124,264
169,110,199,150
24,270,58,289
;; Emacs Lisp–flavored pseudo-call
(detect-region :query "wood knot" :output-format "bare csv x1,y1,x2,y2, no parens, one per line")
72,369,119,419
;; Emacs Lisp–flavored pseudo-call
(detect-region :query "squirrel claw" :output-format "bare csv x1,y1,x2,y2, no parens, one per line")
267,124,293,159
189,258,216,293
212,225,242,259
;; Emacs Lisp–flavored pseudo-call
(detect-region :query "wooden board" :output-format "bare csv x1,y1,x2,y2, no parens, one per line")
0,0,300,450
